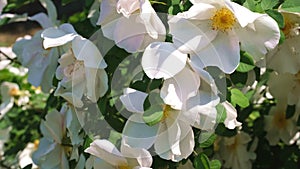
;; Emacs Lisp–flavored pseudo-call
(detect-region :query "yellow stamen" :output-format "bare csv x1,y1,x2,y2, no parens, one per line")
283,18,294,37
118,164,130,169
9,87,20,96
34,140,40,149
161,105,172,122
211,8,236,32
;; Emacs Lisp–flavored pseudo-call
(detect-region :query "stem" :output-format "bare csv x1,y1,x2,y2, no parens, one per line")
0,50,14,62
0,50,21,65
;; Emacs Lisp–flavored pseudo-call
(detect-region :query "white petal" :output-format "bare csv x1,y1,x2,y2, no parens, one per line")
40,109,64,143
120,140,152,167
84,139,128,166
112,14,148,52
225,0,262,28
267,72,295,102
42,23,77,49
97,0,120,40
190,31,240,74
267,36,300,74
0,97,13,119
72,36,107,69
142,42,187,79
120,88,148,113
0,0,7,13
160,66,200,110
168,17,217,54
176,121,195,161
39,0,57,25
184,93,219,130
236,15,280,62
29,12,53,29
139,0,166,39
116,0,140,17
222,101,242,129
122,114,158,149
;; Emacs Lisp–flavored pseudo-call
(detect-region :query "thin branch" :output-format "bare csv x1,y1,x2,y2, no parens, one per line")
0,50,14,62
0,49,21,65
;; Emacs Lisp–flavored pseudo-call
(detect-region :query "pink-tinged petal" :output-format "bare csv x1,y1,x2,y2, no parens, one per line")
120,88,148,113
113,15,146,52
142,42,187,79
160,66,200,110
235,15,280,62
84,139,128,166
0,0,7,14
117,0,140,17
169,17,217,54
97,0,120,40
122,114,158,149
190,31,240,74
72,36,107,69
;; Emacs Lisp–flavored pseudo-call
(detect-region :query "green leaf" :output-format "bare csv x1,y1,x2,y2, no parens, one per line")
261,0,279,10
199,132,217,148
230,88,250,108
194,153,210,169
265,9,284,28
168,5,182,15
243,0,256,11
216,104,227,123
286,105,296,119
210,160,222,169
281,0,300,12
236,52,255,73
143,108,163,126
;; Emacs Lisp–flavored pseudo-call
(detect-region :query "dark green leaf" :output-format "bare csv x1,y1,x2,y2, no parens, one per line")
265,9,284,28
236,52,255,73
210,160,222,169
286,105,296,119
194,153,210,169
199,132,217,148
230,88,249,108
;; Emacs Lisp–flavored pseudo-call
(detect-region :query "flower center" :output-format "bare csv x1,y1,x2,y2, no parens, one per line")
211,7,236,32
161,105,171,122
273,112,287,129
228,136,239,151
9,87,20,96
282,18,294,37
118,164,129,169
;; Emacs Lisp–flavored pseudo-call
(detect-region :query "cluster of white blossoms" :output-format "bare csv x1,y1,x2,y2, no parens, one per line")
2,0,300,168
265,9,300,146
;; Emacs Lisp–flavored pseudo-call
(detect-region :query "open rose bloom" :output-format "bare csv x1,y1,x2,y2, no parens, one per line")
169,0,280,73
